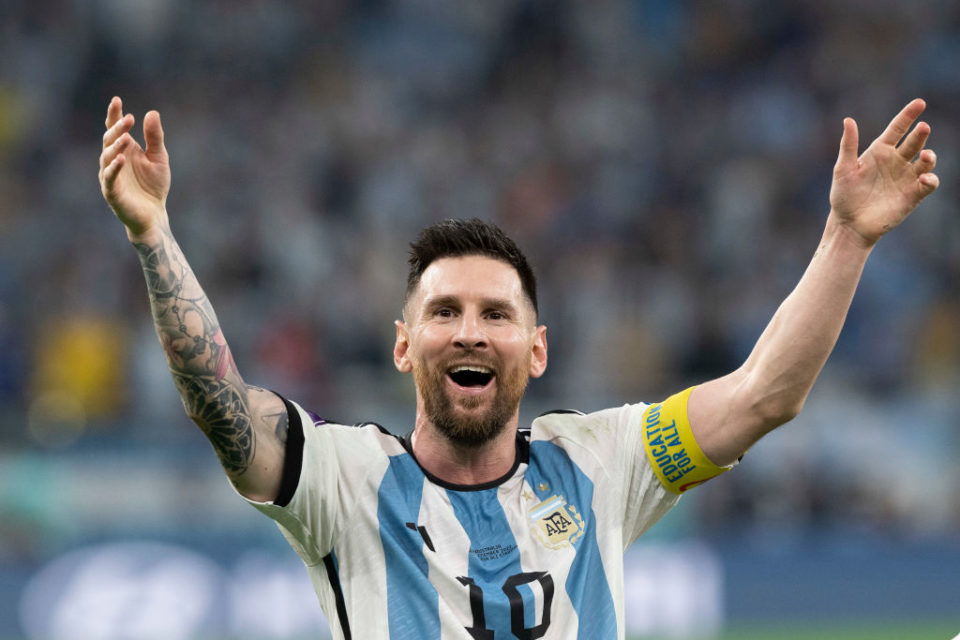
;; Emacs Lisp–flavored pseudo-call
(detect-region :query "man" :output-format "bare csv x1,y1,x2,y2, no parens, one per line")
99,95,938,639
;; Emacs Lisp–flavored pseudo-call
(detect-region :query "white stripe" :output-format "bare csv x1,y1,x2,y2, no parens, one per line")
419,480,476,640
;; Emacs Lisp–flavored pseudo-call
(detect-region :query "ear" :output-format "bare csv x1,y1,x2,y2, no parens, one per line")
529,325,548,379
394,320,413,373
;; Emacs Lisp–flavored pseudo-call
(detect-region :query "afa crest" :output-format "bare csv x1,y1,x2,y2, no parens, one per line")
528,494,585,549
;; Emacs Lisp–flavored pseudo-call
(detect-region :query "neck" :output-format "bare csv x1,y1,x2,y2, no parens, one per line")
411,412,520,486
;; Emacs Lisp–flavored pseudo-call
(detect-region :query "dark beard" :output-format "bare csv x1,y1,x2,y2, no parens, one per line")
413,355,529,449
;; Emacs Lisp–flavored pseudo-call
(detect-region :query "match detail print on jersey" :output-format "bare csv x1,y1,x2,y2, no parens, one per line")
641,387,731,494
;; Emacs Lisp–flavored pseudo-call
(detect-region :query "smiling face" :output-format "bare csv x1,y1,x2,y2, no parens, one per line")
395,255,547,448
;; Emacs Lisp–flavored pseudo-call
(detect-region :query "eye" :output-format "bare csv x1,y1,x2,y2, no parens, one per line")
435,308,454,318
487,311,505,320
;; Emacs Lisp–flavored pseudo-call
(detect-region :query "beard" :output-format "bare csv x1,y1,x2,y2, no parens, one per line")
412,352,530,449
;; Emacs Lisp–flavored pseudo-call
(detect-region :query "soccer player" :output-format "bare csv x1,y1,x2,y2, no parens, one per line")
98,96,938,639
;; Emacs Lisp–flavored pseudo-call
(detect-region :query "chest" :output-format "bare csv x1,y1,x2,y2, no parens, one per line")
333,442,622,638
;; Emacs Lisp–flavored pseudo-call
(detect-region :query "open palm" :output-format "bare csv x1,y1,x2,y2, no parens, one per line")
98,97,171,238
829,99,939,246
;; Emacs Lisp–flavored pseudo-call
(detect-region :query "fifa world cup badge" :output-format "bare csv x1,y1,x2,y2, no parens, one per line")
528,494,585,549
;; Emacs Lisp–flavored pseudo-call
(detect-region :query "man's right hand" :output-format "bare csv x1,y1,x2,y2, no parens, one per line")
98,96,171,240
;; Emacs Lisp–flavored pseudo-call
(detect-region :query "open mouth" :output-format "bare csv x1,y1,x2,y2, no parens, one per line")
447,365,495,389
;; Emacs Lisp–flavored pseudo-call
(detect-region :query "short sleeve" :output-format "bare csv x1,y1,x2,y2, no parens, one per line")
614,403,682,545
531,405,684,547
238,399,385,566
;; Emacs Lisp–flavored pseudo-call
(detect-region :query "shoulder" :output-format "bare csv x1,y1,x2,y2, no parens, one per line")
530,403,652,441
524,404,655,487
285,397,406,454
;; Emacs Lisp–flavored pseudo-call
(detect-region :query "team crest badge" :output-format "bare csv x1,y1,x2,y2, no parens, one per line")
528,494,585,549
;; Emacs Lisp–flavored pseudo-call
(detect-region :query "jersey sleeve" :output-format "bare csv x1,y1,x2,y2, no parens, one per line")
236,398,386,567
614,402,679,545
532,403,684,547
607,387,735,545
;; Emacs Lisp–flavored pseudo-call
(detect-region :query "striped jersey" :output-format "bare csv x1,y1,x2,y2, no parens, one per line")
243,396,697,639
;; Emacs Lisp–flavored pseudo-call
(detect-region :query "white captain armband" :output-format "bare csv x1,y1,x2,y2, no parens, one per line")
642,387,732,494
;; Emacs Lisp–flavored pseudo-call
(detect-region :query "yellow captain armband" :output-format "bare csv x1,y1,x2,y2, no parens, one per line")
642,387,731,494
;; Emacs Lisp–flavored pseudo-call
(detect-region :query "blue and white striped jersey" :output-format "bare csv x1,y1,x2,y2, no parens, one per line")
244,397,682,639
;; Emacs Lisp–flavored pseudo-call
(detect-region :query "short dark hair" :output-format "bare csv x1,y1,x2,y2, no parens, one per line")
406,218,538,315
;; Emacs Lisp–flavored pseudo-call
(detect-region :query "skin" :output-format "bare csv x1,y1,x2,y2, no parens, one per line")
99,96,938,496
98,97,286,502
393,255,548,484
688,99,939,466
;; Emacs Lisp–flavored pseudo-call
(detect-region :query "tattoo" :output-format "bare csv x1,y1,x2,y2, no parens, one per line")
135,240,179,300
175,374,255,474
271,409,289,447
135,230,255,477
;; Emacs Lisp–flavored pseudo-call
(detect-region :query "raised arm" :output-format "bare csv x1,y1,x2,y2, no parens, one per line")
99,97,287,502
688,99,940,466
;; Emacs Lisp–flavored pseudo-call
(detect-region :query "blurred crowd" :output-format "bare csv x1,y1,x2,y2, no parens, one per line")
2,0,960,552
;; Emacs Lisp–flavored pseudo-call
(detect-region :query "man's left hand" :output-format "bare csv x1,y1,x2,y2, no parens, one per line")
829,98,939,247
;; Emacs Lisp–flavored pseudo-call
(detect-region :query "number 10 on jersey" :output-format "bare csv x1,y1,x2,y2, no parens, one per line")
457,571,554,639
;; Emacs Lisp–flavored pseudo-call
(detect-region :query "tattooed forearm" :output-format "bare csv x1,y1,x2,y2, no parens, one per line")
134,228,256,478
134,235,231,377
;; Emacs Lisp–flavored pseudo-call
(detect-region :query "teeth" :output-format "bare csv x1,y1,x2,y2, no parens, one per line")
450,365,493,374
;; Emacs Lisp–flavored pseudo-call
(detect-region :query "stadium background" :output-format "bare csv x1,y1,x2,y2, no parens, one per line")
1,0,959,637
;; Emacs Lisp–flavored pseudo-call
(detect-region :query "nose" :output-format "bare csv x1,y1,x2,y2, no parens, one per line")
453,312,487,350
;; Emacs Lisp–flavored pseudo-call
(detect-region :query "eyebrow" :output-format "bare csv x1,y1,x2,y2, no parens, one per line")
423,295,521,315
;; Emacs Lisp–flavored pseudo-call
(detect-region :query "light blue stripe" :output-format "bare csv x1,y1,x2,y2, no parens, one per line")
527,441,618,639
377,453,440,639
528,497,565,519
447,487,521,638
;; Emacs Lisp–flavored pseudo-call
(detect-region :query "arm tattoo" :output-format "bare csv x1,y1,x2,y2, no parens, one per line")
134,230,255,477
267,408,289,447
174,374,255,474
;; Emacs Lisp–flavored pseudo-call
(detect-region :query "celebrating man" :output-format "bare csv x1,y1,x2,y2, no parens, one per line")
99,96,937,638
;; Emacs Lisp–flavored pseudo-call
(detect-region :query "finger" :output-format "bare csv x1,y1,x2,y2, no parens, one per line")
99,131,134,170
101,153,126,192
143,110,166,159
836,117,859,170
915,149,937,174
105,96,123,129
897,121,930,160
103,112,134,150
918,172,939,195
878,98,926,146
